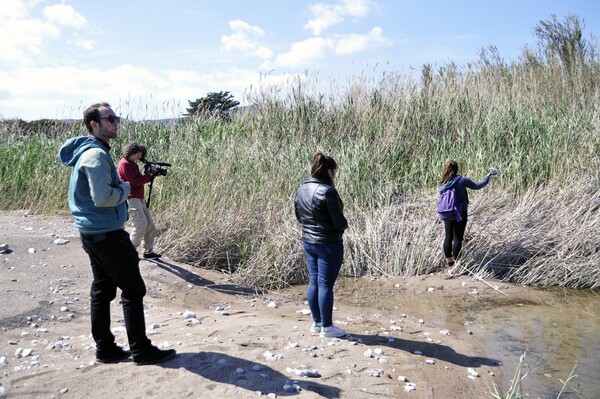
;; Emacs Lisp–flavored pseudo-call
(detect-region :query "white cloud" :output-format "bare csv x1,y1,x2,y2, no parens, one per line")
43,4,88,28
68,33,96,51
0,64,274,120
333,26,391,54
0,16,60,63
266,26,391,69
304,0,374,35
0,0,90,64
229,19,265,35
221,19,273,59
272,37,332,68
0,0,28,20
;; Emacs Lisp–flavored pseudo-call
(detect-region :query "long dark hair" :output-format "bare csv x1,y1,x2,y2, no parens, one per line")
439,159,458,184
310,152,337,183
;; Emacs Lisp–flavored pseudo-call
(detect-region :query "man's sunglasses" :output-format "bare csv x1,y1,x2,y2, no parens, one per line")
100,115,121,124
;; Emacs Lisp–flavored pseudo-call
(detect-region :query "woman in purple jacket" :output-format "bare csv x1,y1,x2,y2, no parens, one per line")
438,160,497,267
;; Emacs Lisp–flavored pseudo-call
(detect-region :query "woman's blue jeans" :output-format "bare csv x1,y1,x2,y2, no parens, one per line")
303,241,344,328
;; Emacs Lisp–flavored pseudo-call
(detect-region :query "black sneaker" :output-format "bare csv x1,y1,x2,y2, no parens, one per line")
96,345,131,363
133,346,176,365
143,252,162,259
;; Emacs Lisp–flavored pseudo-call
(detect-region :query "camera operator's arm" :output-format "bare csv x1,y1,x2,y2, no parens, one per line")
82,149,131,207
117,157,154,187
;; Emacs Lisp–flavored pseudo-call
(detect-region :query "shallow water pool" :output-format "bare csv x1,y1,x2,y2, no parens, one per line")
334,277,600,398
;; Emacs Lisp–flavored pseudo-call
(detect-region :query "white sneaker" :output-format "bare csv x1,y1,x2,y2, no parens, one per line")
320,325,347,338
310,322,322,333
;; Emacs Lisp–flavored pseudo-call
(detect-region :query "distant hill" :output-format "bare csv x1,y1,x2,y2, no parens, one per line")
1,105,257,126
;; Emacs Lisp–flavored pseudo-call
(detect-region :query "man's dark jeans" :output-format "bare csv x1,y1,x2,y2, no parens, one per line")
80,229,151,355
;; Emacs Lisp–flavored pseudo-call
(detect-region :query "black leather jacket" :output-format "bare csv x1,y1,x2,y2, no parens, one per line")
294,177,348,243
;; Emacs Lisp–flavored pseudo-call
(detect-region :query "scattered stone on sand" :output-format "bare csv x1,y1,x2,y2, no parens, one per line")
468,368,480,378
366,369,382,377
0,212,515,399
182,310,196,319
263,351,283,362
285,367,320,378
404,382,417,392
282,382,300,393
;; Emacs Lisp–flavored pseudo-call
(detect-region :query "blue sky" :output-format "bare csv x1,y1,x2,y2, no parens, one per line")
1,0,598,121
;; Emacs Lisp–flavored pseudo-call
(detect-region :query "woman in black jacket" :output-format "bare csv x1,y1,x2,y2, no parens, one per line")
294,153,349,338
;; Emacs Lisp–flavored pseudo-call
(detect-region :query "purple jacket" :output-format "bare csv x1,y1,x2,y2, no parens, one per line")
438,174,490,212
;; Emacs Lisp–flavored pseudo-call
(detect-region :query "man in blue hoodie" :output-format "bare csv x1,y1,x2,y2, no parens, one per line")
59,102,176,365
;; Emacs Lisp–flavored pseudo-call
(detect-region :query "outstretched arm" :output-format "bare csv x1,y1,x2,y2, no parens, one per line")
464,174,491,190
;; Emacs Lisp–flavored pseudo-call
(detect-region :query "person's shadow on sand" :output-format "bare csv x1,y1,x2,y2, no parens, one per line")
162,351,341,398
146,258,261,296
349,333,501,368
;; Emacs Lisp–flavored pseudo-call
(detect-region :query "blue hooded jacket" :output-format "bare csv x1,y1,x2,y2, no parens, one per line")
438,174,490,213
58,136,131,234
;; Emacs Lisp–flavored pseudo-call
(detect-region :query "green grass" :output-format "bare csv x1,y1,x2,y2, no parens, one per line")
1,21,599,289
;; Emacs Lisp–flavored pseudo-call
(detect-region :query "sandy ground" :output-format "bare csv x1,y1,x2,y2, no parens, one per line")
0,211,516,399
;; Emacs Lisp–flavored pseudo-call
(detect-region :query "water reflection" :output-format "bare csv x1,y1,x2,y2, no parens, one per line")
334,277,600,398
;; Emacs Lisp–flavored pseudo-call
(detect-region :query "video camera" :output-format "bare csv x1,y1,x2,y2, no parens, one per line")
141,158,171,176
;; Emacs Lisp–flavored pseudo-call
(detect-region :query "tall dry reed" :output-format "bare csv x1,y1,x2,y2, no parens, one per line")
1,15,598,289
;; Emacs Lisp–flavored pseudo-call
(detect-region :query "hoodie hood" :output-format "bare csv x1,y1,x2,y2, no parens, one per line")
438,175,461,193
58,136,103,167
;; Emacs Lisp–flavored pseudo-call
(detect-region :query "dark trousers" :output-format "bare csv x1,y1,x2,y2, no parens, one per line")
443,212,468,259
303,241,344,328
80,229,151,355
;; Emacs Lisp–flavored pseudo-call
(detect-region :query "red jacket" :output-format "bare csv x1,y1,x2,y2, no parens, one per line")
117,157,153,199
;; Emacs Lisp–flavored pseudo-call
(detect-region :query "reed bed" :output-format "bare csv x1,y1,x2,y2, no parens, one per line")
464,181,600,288
1,19,599,290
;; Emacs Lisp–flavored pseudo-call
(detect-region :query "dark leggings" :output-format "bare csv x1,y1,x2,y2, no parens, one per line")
443,212,468,259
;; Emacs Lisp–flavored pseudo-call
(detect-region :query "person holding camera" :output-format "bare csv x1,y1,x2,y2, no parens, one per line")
58,102,176,365
117,142,161,259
